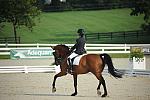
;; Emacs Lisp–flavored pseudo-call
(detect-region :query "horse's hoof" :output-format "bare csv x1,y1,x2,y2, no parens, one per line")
97,89,101,96
71,92,77,96
52,87,56,93
101,93,107,97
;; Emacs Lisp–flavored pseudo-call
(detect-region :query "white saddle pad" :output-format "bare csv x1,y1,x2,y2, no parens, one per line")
73,54,86,65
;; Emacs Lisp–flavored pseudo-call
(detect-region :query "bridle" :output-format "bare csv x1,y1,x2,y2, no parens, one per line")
53,51,63,66
53,49,70,66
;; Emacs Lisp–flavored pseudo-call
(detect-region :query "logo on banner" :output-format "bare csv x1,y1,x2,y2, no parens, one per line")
10,49,54,59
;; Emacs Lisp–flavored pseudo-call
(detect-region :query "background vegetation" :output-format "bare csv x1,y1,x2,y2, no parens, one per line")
1,8,144,44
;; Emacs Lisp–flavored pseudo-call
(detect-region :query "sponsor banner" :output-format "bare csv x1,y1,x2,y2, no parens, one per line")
10,49,54,59
142,46,150,55
131,46,150,55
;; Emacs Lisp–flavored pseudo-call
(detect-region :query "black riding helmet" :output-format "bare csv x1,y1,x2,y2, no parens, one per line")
77,29,85,36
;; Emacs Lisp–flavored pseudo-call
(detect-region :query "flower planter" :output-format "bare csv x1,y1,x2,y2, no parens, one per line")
132,57,146,70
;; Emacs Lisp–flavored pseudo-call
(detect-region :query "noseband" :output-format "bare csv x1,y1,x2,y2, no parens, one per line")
52,52,61,65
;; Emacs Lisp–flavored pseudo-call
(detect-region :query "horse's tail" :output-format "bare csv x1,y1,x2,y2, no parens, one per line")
100,53,122,78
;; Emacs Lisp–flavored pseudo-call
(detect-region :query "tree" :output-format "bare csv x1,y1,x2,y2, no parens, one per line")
0,0,41,43
130,0,150,31
51,0,61,6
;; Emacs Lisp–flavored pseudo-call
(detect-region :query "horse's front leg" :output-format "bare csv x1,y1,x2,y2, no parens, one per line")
71,74,78,96
52,71,67,93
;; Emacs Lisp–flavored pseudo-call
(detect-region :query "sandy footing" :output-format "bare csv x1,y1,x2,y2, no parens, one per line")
0,73,150,100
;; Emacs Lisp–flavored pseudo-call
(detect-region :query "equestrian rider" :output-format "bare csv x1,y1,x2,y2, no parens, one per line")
68,29,86,73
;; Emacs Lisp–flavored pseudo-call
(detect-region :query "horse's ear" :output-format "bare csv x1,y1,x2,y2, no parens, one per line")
50,46,55,50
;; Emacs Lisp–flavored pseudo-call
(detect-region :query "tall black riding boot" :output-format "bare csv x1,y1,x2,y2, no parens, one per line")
67,58,73,74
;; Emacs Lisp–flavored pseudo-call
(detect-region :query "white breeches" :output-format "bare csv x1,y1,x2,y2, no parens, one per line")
68,52,78,59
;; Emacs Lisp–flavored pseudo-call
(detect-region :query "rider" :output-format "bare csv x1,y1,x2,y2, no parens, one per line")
68,29,86,73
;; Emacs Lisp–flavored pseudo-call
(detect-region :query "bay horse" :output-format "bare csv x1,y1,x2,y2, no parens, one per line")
51,44,122,97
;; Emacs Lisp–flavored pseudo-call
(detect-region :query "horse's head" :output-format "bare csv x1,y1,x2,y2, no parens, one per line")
51,44,70,65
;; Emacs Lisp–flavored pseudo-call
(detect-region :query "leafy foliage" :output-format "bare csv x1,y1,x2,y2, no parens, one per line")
130,47,144,60
130,0,150,31
0,0,41,28
0,0,41,43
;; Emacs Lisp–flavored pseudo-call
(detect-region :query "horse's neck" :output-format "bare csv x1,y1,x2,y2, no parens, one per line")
62,49,70,57
62,53,69,60
58,45,70,58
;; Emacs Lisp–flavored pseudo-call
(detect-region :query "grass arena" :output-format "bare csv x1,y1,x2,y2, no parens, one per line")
0,72,150,100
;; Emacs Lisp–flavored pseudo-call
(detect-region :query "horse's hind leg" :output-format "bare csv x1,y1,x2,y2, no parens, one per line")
97,81,102,96
100,76,107,97
94,73,107,97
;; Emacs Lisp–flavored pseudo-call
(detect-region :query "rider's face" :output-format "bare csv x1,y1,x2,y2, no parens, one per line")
77,32,80,36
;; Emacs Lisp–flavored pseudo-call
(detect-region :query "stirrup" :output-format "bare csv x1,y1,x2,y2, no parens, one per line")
70,70,74,75
67,68,74,74
68,65,74,74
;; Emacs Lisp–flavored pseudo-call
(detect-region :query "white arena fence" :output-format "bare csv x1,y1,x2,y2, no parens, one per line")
1,43,150,75
0,65,56,73
1,43,150,55
0,43,132,55
0,65,150,76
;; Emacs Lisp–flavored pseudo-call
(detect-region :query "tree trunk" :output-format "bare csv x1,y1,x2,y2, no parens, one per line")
13,23,17,44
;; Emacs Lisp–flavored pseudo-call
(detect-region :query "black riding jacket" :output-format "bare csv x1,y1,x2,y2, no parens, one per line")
71,36,86,55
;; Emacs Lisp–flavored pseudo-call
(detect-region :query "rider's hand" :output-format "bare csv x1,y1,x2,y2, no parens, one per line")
70,48,73,53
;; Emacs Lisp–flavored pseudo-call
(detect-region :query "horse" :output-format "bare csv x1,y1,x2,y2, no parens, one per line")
51,44,122,97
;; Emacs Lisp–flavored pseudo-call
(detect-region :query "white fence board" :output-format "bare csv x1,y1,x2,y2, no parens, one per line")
0,65,56,73
87,51,130,54
0,43,131,55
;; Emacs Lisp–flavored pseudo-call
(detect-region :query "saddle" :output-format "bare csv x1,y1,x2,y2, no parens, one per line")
68,54,85,66
67,54,86,74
